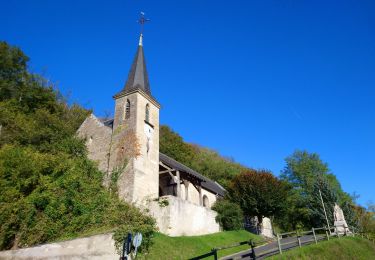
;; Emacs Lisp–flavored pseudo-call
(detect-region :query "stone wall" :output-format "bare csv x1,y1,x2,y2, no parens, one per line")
77,114,112,173
0,234,119,260
112,91,160,205
180,183,217,208
148,195,220,236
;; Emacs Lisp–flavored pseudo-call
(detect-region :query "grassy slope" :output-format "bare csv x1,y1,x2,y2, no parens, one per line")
139,230,261,260
270,237,375,260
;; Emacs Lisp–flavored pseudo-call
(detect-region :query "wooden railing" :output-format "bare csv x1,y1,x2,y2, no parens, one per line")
190,224,370,259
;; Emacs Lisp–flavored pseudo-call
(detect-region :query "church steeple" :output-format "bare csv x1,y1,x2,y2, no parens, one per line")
114,34,151,98
110,17,160,204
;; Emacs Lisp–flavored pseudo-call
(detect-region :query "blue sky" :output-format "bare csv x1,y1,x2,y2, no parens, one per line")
1,0,374,207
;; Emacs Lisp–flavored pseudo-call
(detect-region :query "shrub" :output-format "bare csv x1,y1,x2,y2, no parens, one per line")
212,199,243,231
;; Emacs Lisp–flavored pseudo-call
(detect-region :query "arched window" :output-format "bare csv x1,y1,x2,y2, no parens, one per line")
203,195,209,208
145,104,150,122
125,99,130,119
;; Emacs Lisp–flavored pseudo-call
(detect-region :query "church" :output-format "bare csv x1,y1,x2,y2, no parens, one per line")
77,33,225,236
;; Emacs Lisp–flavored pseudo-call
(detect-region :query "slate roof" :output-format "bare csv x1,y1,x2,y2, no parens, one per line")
114,38,151,97
159,152,226,197
99,118,114,128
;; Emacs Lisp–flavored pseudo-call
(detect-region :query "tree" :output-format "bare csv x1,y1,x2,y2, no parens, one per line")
281,150,352,204
280,150,354,229
273,188,311,231
0,41,28,101
308,177,338,227
228,170,290,225
212,199,243,231
341,200,357,228
353,205,375,234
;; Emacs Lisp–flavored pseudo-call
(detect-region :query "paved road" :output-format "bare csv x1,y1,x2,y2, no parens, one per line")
221,234,327,259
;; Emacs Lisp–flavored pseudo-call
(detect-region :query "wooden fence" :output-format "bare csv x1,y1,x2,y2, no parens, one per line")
190,224,374,259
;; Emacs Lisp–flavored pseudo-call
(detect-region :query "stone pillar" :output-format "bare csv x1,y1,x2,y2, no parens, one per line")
198,185,203,206
176,171,181,198
183,179,190,201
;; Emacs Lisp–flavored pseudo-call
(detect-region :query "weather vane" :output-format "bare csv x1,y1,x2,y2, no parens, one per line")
138,12,150,34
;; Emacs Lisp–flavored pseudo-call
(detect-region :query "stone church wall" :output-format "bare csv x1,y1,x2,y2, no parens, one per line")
180,183,217,207
111,92,160,205
77,114,112,173
148,195,220,236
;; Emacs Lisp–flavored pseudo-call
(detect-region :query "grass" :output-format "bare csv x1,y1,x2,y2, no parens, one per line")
270,237,375,260
138,230,262,260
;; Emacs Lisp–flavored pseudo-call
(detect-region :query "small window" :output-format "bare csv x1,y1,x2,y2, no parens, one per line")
203,195,209,208
125,99,130,119
88,136,93,145
145,104,150,122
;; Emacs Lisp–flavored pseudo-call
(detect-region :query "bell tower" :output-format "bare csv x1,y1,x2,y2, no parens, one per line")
109,33,160,204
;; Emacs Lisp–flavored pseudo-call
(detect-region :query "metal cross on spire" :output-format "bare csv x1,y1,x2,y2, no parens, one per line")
138,12,150,35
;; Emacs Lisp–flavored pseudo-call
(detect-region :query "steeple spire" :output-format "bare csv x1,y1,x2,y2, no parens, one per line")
117,38,151,96
114,13,154,99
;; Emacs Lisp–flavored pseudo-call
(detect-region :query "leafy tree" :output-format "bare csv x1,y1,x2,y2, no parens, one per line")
281,150,351,204
353,205,375,234
341,200,358,228
308,177,338,227
273,188,311,231
282,150,328,192
280,150,354,229
0,41,28,101
212,199,243,231
228,170,290,225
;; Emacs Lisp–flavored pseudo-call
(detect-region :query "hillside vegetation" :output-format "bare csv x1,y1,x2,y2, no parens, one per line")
160,125,248,187
0,41,156,251
270,237,375,260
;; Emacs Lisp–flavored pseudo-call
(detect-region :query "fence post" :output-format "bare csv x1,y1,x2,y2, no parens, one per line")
277,234,282,255
325,228,330,241
297,231,302,248
250,240,256,260
212,249,218,260
312,228,317,244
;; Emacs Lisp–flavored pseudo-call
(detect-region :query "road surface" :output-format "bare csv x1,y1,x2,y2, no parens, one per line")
221,234,327,259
